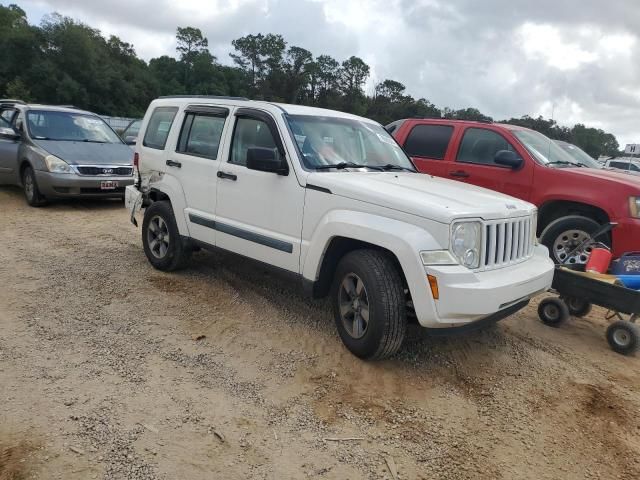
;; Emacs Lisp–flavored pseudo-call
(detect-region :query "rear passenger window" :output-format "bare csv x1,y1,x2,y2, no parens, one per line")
143,107,178,150
457,128,515,166
177,113,226,159
404,125,453,160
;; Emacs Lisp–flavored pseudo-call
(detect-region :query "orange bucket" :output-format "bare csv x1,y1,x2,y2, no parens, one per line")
585,246,612,274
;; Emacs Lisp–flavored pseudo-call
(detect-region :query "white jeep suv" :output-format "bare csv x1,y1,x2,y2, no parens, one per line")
126,96,554,359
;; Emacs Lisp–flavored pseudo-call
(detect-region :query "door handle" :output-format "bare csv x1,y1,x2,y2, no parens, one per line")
217,171,237,181
449,170,470,178
166,159,182,168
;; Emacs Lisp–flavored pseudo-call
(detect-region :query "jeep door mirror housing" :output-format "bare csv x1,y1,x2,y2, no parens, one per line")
0,126,19,140
246,147,289,175
494,150,523,169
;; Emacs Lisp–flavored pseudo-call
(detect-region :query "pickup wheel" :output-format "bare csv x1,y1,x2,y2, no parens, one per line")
540,215,605,264
331,250,406,360
142,200,191,271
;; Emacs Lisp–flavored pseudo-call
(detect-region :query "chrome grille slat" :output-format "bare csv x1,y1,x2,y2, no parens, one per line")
76,166,133,176
479,215,534,271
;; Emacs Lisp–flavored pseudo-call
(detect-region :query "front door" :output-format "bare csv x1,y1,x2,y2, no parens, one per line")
448,127,533,201
0,109,20,184
215,108,304,273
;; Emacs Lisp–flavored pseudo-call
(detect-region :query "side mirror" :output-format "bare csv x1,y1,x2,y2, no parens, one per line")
246,147,288,175
0,126,19,140
494,150,523,169
125,135,137,145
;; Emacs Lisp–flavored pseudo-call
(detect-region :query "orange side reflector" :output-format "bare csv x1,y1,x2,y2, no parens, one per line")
427,274,439,300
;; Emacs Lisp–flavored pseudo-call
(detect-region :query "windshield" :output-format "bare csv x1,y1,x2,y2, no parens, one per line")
555,141,602,169
26,110,123,143
123,119,141,138
286,115,415,171
514,129,586,168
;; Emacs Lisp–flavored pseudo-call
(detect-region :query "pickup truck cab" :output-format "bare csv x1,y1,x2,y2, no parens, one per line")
389,119,640,264
126,97,553,359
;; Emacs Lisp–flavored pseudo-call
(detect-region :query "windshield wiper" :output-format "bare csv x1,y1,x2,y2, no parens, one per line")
313,162,384,171
82,139,108,143
380,164,416,172
547,161,585,168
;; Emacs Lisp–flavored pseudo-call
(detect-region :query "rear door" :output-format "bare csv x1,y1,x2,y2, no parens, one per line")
214,107,304,273
166,105,230,246
448,126,534,201
397,122,455,178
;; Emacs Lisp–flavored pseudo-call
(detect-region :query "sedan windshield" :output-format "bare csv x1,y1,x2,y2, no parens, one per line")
286,115,415,171
26,110,122,143
514,130,586,168
555,141,602,169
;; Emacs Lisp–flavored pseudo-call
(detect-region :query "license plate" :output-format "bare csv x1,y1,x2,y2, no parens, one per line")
100,180,118,190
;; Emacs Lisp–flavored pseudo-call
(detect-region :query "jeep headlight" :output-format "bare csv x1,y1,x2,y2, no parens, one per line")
44,154,73,174
451,221,482,269
630,197,640,218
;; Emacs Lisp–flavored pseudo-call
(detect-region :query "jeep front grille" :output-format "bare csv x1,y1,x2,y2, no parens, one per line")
480,216,535,270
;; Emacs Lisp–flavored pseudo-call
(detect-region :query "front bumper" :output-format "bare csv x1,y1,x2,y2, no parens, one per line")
35,170,134,198
611,217,640,257
417,244,554,328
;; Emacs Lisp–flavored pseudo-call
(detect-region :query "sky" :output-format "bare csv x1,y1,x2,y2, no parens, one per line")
18,0,640,147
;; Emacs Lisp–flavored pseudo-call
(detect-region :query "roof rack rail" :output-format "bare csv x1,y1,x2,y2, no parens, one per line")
159,95,249,101
411,116,493,124
0,99,26,105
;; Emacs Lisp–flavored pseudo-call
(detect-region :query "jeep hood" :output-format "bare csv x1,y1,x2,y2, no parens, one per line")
34,140,133,166
306,172,535,223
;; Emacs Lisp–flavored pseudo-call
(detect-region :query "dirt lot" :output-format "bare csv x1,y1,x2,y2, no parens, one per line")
1,185,639,480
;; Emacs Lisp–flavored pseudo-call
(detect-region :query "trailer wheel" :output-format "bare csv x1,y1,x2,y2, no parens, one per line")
564,297,592,318
606,321,640,355
538,298,570,327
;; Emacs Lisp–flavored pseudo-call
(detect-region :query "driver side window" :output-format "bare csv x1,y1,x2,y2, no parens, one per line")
229,117,278,166
457,128,515,166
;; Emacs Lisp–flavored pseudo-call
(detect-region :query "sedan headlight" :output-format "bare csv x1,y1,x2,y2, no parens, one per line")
630,197,640,218
44,155,74,174
451,221,482,269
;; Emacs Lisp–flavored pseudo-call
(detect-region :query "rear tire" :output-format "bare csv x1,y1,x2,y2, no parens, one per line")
538,297,570,327
142,200,191,271
564,297,592,318
22,165,47,207
606,321,640,355
540,215,605,265
331,249,406,360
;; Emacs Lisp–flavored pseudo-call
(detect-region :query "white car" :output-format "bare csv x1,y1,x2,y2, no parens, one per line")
605,158,640,175
126,96,554,359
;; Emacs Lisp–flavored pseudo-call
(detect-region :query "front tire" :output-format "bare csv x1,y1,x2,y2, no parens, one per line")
538,297,570,327
540,215,604,264
331,250,406,360
142,201,191,271
22,166,47,207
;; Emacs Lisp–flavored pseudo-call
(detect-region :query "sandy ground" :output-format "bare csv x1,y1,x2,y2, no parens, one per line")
0,185,639,480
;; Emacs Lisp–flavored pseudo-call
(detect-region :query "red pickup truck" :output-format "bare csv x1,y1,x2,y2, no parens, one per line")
388,118,640,264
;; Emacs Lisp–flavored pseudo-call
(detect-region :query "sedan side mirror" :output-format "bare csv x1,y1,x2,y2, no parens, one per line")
246,147,288,175
494,150,523,169
0,126,20,140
